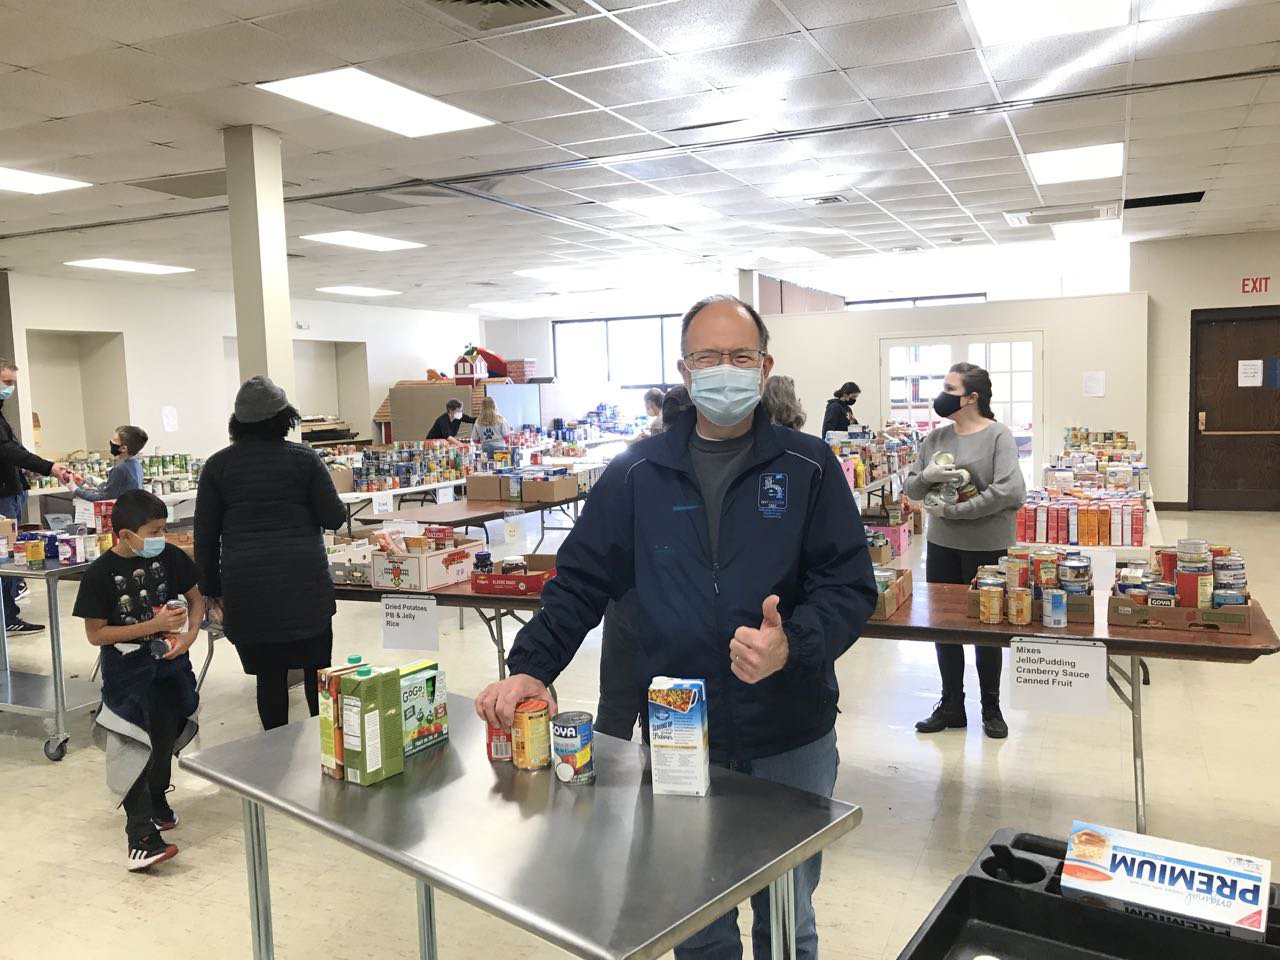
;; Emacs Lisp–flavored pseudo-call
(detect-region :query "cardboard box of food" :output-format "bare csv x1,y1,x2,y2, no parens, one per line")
329,559,372,587
399,660,447,757
1108,594,1254,634
471,553,557,596
870,568,912,621
865,519,911,557
340,666,405,786
319,663,365,780
869,543,894,566
328,464,355,494
522,474,577,503
1062,820,1270,940
420,538,482,589
371,551,428,591
648,677,709,797
466,474,502,501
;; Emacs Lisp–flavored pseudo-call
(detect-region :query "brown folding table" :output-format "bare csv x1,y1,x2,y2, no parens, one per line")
371,494,586,550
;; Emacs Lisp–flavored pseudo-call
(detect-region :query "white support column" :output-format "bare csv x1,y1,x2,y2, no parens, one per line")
737,268,760,309
224,125,296,399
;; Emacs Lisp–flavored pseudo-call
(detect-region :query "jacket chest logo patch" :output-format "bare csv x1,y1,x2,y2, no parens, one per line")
758,473,788,518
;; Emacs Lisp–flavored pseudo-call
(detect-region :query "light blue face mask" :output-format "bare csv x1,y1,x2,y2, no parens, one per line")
0,385,13,401
689,364,763,427
136,536,166,559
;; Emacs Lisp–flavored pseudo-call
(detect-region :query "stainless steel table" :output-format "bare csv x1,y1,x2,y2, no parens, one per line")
181,694,861,960
0,562,99,760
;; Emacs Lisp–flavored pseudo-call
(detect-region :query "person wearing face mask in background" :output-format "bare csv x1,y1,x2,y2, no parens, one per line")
0,357,74,634
822,381,861,437
425,398,476,447
906,362,1026,739
73,424,147,502
476,294,878,960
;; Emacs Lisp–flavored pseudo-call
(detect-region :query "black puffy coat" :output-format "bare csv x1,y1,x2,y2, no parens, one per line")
194,439,346,646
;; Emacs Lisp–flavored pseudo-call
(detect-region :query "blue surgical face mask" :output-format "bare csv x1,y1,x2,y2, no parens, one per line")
133,535,166,559
0,385,13,401
688,364,763,427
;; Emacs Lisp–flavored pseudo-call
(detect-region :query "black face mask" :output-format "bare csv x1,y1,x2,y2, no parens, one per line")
109,441,122,457
848,397,858,406
933,392,964,418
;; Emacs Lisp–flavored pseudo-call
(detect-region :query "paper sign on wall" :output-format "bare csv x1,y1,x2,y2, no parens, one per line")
1007,637,1107,715
160,406,180,433
371,491,394,514
1238,359,1263,388
382,595,438,651
1082,371,1106,398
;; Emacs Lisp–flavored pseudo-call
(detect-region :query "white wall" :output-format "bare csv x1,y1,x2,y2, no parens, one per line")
765,292,1149,469
291,339,340,417
1130,230,1280,503
78,332,130,449
482,316,553,374
25,330,87,453
7,274,479,458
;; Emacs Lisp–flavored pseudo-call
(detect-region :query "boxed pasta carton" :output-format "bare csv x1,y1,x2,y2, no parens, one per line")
648,677,709,797
1062,820,1270,940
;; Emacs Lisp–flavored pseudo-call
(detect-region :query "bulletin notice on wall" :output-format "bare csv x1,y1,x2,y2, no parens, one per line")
1008,637,1107,715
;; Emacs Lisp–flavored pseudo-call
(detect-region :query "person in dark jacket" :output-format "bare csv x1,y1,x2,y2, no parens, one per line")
194,376,347,730
0,358,73,634
477,296,878,960
821,381,860,437
425,398,475,445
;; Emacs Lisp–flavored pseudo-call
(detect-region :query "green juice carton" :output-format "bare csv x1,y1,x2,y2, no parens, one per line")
339,666,405,786
400,660,448,757
319,656,365,780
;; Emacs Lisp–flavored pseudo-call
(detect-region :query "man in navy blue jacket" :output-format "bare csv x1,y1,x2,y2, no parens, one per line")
477,294,878,960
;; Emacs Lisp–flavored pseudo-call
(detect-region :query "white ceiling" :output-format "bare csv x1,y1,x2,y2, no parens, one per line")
1,0,1280,312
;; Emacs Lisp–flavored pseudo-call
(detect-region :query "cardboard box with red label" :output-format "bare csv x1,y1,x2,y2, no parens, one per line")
471,553,557,596
372,537,482,591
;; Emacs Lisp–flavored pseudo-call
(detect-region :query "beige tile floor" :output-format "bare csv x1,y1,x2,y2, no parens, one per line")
1,508,1277,960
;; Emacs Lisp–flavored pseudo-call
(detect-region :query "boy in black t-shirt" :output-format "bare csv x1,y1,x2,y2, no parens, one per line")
74,489,204,872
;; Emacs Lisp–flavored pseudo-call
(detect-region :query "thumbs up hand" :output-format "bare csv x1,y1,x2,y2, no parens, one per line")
729,594,789,684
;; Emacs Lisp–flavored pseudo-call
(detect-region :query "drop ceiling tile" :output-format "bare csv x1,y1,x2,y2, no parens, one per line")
512,110,642,144
945,173,1033,194
570,182,667,203
871,84,998,117
695,140,817,169
895,114,1010,149
1260,76,1280,101
840,165,939,188
645,171,745,194
662,118,777,146
613,91,746,130
271,113,405,151
141,22,346,84
1037,178,1122,202
1138,5,1280,57
1131,44,1277,83
779,0,954,30
1228,142,1280,163
555,59,711,107
441,81,596,123
0,10,119,67
527,166,633,189
0,67,138,117
1129,106,1250,138
1010,99,1130,137
1129,78,1265,115
811,7,972,69
470,145,582,171
849,51,988,99
14,0,235,44
364,43,535,96
567,132,671,158
1017,124,1128,154
1246,101,1280,124
996,62,1129,100
617,0,794,55
819,148,925,171
606,154,717,180
1128,149,1228,172
916,137,1019,164
254,0,463,61
762,71,865,109
1235,124,1280,145
36,46,229,103
675,34,831,88
1128,129,1237,157
804,127,907,156
481,17,656,75
155,83,324,126
0,102,51,133
984,28,1133,83
214,0,330,15
860,180,948,201
929,156,1027,179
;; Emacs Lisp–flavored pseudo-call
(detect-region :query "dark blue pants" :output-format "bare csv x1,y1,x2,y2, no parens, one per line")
0,492,25,624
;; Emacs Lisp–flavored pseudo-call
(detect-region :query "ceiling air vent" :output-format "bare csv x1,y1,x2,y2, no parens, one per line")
1003,201,1120,228
804,195,848,206
405,0,573,32
1124,191,1205,210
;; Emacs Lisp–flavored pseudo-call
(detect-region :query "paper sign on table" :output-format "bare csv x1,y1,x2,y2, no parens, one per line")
382,595,439,651
1238,359,1263,387
372,491,394,514
1007,637,1106,715
436,486,456,504
73,498,96,529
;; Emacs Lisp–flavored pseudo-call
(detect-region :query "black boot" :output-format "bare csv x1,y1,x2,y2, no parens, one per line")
915,693,966,733
980,692,1008,739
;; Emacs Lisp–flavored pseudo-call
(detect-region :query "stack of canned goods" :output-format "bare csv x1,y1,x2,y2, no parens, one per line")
490,700,596,786
921,452,978,508
1212,551,1248,608
1174,538,1214,610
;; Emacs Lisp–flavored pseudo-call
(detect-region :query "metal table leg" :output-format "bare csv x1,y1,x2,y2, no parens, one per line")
1106,656,1147,833
416,880,438,960
47,579,69,751
768,869,797,960
243,798,275,960
0,607,9,673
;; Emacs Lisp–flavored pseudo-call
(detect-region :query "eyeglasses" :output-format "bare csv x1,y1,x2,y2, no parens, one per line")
683,349,766,370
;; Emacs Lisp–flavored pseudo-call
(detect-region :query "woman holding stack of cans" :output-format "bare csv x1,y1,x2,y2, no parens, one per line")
906,362,1027,739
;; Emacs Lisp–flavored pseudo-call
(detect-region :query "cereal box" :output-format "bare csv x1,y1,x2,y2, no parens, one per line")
1062,820,1270,940
399,660,447,757
648,677,709,797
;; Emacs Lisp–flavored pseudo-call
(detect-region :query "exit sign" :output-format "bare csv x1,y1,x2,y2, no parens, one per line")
1241,276,1271,294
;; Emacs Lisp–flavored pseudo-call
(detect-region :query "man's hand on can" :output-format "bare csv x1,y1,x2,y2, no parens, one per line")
475,674,558,728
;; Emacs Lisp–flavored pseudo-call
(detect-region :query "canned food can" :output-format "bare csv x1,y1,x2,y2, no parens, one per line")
977,564,1004,580
953,468,971,486
1004,557,1030,590
1213,589,1248,608
1007,546,1031,562
1213,553,1246,571
1127,589,1148,606
1007,587,1032,625
1147,580,1176,597
1155,548,1178,581
551,712,595,784
976,577,1005,591
1032,550,1059,587
165,597,189,633
1176,570,1214,610
1177,538,1209,555
937,484,959,504
1208,544,1232,559
487,722,513,762
923,489,946,509
1177,561,1211,574
512,698,551,770
1041,589,1067,628
932,452,955,466
1061,580,1090,595
979,585,1004,624
1058,557,1092,582
955,483,979,503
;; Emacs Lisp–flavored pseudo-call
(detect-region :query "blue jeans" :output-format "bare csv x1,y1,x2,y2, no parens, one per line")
0,492,25,624
675,730,840,960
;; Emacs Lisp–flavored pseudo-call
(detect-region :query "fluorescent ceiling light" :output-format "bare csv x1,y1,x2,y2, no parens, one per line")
316,285,401,297
65,258,193,275
606,196,721,225
967,0,1130,46
1051,218,1122,242
258,68,492,138
300,230,425,251
1026,142,1124,185
751,247,830,264
0,166,92,195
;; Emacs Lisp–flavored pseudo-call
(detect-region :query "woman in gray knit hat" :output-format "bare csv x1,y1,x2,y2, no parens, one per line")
194,376,347,729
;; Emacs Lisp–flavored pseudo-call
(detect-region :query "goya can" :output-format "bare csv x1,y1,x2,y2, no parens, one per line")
486,722,512,762
1007,587,1032,625
512,698,551,770
1041,588,1068,628
551,711,595,784
979,585,1004,624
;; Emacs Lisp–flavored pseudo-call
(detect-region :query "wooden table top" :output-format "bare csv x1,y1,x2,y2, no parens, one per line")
869,581,1280,664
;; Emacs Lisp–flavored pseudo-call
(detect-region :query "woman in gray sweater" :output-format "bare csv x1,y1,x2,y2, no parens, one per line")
905,362,1026,739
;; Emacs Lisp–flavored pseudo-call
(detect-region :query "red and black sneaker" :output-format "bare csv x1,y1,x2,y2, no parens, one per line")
153,807,179,832
127,832,178,872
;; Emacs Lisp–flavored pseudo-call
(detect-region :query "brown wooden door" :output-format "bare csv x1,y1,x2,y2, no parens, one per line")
1191,307,1280,510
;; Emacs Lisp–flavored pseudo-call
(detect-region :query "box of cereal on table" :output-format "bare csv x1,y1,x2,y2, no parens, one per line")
648,677,709,797
1062,820,1270,940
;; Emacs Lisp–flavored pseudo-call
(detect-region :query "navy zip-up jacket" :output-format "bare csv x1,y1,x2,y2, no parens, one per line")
507,405,879,762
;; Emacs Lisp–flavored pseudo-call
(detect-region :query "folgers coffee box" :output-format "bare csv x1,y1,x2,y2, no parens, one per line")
399,660,447,757
319,662,364,780
339,666,405,786
648,677,709,797
1062,820,1270,940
